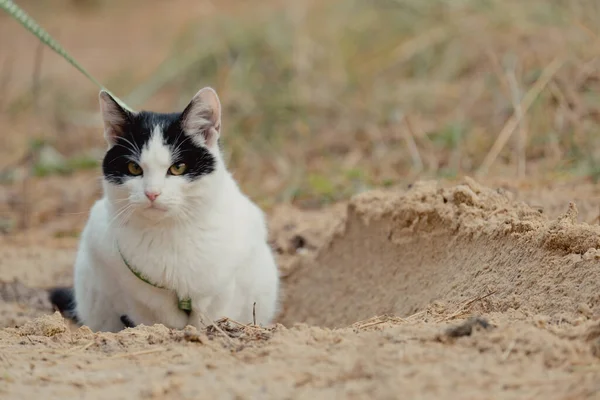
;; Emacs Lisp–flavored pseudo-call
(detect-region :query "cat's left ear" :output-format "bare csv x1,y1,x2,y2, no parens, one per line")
99,90,132,147
181,87,221,148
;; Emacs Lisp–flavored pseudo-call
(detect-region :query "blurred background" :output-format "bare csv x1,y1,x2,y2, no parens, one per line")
2,0,600,234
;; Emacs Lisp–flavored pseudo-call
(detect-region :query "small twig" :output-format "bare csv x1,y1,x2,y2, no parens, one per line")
405,115,438,172
389,110,423,173
350,314,408,330
401,115,424,172
501,340,517,361
197,310,236,346
357,318,405,330
547,82,583,163
505,56,526,178
483,48,511,99
253,302,257,326
441,290,498,322
404,310,428,320
477,56,567,176
388,26,449,68
572,19,600,42
570,364,600,372
222,318,250,329
65,341,95,354
108,347,166,359
19,161,31,230
461,290,497,309
222,317,266,331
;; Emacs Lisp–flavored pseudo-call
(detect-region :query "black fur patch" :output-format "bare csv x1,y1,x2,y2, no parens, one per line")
49,286,79,324
102,111,216,184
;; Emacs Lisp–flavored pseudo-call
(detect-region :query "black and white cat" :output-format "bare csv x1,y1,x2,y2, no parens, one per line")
50,88,280,332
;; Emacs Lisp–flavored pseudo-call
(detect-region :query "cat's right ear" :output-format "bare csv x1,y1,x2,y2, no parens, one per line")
99,90,131,147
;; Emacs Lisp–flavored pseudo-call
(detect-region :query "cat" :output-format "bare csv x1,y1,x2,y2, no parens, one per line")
49,87,280,332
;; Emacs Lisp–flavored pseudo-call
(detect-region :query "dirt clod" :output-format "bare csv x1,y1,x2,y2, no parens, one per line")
443,317,492,338
17,311,67,337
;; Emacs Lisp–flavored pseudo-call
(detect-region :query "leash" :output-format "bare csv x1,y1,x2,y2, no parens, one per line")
0,0,134,112
118,245,193,314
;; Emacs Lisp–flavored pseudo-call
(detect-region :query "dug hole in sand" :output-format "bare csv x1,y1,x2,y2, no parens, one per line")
1,178,600,399
281,177,600,327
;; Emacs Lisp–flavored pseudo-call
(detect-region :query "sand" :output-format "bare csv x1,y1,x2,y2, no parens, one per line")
1,178,600,399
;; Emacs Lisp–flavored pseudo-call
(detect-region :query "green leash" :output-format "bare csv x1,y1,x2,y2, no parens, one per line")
0,0,133,112
118,245,192,313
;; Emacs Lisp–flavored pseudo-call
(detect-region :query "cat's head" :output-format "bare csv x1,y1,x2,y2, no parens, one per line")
100,87,224,222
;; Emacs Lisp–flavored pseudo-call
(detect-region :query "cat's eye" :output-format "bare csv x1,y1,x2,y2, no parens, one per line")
169,163,187,176
127,162,143,176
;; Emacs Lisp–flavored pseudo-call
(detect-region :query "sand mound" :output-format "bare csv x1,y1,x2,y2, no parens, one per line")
281,177,600,327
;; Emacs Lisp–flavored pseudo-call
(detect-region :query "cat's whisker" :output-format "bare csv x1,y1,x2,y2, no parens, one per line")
110,198,130,204
171,134,195,161
59,211,92,216
106,206,138,245
105,203,134,235
110,154,137,163
171,128,187,158
112,143,138,158
175,208,193,228
116,137,142,157
174,204,194,225
117,207,136,230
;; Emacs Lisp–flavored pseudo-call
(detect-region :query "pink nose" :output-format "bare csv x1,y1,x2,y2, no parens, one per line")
145,191,161,201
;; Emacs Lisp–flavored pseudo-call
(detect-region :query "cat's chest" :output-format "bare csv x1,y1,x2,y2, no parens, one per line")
101,213,238,294
118,233,206,267
111,224,220,277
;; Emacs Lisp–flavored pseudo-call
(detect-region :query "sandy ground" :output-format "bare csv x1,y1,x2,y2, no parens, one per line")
2,0,600,398
1,177,600,399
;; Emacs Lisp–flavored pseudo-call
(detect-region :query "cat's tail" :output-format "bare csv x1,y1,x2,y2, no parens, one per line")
48,286,80,324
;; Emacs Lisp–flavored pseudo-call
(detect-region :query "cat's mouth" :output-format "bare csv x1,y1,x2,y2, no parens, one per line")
146,203,168,212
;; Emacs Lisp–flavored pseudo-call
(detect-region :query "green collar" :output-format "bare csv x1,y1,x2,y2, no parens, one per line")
118,246,192,313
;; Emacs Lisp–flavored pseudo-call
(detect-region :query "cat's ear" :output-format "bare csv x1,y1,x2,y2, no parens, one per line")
99,90,131,146
180,87,221,148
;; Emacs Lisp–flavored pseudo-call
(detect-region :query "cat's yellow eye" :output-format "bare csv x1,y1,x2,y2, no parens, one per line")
169,163,187,176
127,162,143,176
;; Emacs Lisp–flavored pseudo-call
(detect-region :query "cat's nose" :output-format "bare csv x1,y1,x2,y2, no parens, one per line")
145,191,161,202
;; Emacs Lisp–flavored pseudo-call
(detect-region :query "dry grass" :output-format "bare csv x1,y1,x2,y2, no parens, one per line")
349,314,408,331
2,0,600,229
145,0,600,199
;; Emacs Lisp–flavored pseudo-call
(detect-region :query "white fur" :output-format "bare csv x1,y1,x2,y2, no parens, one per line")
73,97,279,333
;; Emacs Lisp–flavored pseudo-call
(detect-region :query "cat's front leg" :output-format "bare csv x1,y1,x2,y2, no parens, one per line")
188,297,216,330
188,282,237,329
